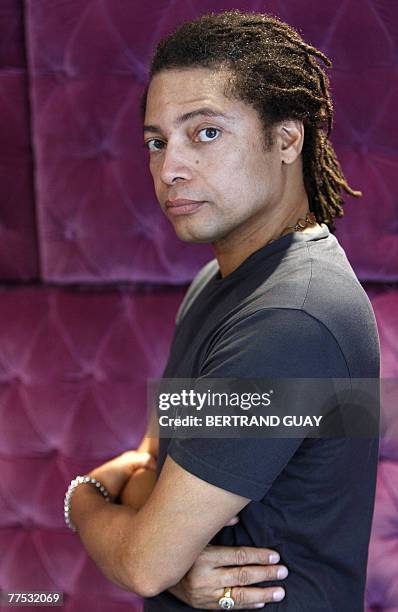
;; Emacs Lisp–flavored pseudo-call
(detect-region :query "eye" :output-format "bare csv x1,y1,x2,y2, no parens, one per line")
196,127,221,142
145,138,165,152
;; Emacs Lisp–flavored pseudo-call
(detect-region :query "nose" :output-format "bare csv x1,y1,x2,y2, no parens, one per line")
159,141,193,186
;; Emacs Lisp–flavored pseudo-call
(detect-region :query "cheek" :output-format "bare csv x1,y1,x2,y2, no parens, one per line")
213,153,274,215
209,147,246,186
149,159,159,180
219,143,261,183
219,148,265,191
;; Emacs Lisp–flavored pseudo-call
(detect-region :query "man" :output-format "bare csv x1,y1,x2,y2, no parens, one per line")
66,10,380,611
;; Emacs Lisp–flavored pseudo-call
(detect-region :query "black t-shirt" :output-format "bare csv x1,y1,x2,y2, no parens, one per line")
144,226,380,611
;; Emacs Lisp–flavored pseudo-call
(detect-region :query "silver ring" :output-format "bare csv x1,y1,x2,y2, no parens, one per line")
218,587,235,609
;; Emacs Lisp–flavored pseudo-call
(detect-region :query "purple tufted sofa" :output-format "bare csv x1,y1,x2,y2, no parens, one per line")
0,1,397,610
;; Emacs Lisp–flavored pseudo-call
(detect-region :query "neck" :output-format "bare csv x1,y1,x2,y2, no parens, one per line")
213,196,320,278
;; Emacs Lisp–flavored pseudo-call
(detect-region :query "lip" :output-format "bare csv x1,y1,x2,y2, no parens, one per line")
165,199,205,216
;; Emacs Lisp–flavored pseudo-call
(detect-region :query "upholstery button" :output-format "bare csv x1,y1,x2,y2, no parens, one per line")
356,141,369,154
99,143,113,159
64,226,77,240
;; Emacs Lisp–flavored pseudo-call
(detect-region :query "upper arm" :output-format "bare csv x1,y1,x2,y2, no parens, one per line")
201,308,349,380
126,455,250,596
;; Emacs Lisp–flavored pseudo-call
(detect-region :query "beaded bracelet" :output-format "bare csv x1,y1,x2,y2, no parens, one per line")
64,475,110,532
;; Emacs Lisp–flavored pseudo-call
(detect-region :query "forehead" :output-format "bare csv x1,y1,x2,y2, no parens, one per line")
145,67,241,122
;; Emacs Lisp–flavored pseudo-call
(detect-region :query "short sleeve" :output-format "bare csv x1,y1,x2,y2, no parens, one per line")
167,308,350,501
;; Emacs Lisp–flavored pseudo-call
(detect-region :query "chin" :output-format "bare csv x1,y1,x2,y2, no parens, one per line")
174,229,216,244
171,220,220,244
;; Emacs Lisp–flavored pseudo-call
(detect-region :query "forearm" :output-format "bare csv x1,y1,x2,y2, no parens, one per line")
71,483,140,593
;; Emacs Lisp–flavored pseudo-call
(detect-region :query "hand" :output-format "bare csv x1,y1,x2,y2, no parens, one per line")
88,451,157,501
120,466,158,511
168,544,287,609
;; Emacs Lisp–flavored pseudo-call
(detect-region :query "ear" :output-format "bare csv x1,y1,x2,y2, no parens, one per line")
277,120,304,164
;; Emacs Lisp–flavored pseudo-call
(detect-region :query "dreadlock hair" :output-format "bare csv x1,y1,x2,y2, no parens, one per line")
143,10,361,231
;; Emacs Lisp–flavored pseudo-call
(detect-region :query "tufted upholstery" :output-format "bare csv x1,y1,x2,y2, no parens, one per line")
0,1,397,611
366,288,398,612
0,286,183,611
0,1,39,280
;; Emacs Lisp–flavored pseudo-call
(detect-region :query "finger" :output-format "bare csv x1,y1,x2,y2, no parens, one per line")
137,455,157,470
121,451,157,471
217,586,285,609
221,563,288,586
203,545,280,567
224,515,240,526
133,466,157,479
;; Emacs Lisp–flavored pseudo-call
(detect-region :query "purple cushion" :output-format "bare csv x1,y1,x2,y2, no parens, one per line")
0,1,39,280
0,286,183,610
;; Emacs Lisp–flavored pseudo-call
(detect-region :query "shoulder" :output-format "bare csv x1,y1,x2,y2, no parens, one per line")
201,307,350,378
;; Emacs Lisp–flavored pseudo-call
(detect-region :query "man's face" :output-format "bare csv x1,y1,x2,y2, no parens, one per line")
143,67,285,245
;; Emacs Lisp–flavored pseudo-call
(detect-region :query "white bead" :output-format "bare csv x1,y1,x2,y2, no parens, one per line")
63,475,111,532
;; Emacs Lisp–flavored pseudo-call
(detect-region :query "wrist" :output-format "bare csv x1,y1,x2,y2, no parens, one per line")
87,467,129,500
64,475,111,532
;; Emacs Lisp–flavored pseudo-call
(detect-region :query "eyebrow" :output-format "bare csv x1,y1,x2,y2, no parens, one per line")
143,107,232,134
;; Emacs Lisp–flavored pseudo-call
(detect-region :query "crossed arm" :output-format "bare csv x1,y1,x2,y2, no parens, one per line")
71,450,251,597
70,423,287,608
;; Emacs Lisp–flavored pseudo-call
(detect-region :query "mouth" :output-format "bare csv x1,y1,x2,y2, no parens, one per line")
165,199,206,216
